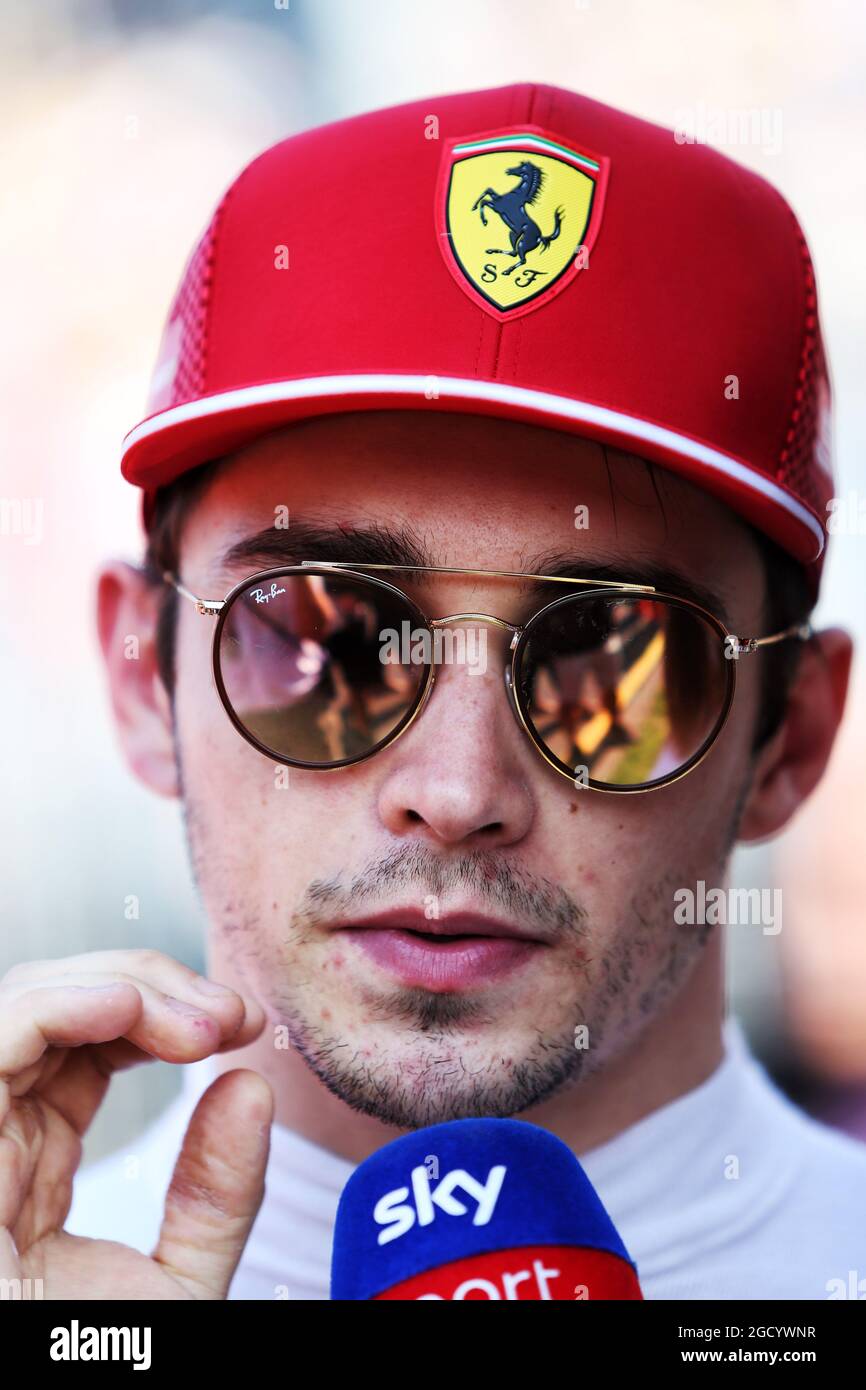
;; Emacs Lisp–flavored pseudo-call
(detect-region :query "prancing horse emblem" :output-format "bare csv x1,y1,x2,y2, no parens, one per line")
437,127,609,320
472,161,564,277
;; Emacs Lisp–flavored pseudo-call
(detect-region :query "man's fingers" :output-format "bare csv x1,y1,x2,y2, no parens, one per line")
28,1039,149,1142
153,1070,273,1300
6,1101,84,1249
3,952,264,1058
0,985,143,1088
1,974,263,1075
0,986,141,1231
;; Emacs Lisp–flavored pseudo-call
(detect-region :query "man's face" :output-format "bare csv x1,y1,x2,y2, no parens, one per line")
170,411,766,1128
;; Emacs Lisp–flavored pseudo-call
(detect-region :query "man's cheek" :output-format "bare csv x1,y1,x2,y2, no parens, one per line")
180,689,272,805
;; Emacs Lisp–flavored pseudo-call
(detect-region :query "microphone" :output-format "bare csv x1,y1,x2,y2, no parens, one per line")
330,1117,642,1300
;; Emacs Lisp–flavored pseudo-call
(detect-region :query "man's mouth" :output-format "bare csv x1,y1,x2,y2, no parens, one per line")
332,907,548,992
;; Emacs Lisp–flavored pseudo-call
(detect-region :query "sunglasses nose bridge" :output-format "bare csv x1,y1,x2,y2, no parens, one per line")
429,613,521,634
427,613,525,731
428,613,522,674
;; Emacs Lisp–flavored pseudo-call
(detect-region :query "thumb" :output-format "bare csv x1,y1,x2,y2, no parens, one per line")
153,1068,273,1299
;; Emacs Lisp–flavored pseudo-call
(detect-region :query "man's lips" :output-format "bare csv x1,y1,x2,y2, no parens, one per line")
332,907,548,992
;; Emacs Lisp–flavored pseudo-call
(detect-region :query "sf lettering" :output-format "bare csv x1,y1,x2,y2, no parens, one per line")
480,262,546,289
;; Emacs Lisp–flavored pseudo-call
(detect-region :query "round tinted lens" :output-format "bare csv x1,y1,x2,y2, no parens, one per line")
215,571,429,766
516,593,732,788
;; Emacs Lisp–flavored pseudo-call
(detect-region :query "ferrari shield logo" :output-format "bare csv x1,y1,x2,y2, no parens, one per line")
437,127,609,320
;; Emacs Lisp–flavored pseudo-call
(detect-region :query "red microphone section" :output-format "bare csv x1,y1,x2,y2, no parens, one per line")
374,1243,643,1300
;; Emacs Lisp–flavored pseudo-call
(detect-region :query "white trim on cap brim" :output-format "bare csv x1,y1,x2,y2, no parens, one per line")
123,373,825,556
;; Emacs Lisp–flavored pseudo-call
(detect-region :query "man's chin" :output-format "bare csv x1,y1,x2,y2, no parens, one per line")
289,1013,587,1129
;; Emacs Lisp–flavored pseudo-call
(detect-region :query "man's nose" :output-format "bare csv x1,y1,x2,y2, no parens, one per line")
376,638,537,849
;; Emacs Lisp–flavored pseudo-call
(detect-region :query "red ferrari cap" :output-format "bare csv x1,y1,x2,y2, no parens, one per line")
122,81,833,578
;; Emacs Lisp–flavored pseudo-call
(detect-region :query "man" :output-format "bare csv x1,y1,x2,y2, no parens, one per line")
2,82,863,1301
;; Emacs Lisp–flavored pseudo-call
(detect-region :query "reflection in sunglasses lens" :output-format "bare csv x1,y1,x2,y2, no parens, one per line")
518,595,729,787
218,573,428,765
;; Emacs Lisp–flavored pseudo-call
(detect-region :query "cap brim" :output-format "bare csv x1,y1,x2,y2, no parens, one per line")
122,373,825,564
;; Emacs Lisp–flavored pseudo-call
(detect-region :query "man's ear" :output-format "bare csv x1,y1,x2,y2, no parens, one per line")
96,561,180,798
738,628,853,843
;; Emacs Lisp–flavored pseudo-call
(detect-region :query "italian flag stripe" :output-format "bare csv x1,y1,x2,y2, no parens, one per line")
453,133,600,172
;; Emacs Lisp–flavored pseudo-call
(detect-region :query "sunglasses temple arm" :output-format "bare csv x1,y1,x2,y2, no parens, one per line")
162,571,224,616
164,571,321,655
729,620,813,655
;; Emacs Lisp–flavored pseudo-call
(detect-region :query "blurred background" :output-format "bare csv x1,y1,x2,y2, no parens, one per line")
1,0,864,1160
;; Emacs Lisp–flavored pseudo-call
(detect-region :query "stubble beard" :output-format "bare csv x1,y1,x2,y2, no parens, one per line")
200,840,731,1130
177,729,750,1129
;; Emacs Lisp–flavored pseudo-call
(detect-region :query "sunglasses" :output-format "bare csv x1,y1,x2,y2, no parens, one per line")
164,561,811,793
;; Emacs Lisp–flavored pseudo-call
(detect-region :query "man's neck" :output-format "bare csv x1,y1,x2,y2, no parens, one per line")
209,938,725,1164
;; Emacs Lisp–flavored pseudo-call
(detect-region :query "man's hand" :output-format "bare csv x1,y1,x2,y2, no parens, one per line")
0,949,272,1300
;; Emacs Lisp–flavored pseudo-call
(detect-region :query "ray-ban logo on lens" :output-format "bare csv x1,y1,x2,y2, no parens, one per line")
379,621,488,675
249,583,286,604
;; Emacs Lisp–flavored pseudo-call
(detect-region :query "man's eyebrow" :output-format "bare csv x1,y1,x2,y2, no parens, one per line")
216,519,433,578
521,548,733,624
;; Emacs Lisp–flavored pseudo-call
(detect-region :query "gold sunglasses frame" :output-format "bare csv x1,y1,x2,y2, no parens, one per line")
164,561,812,794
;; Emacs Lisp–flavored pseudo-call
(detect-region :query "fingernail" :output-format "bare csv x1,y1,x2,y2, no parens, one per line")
192,976,235,998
